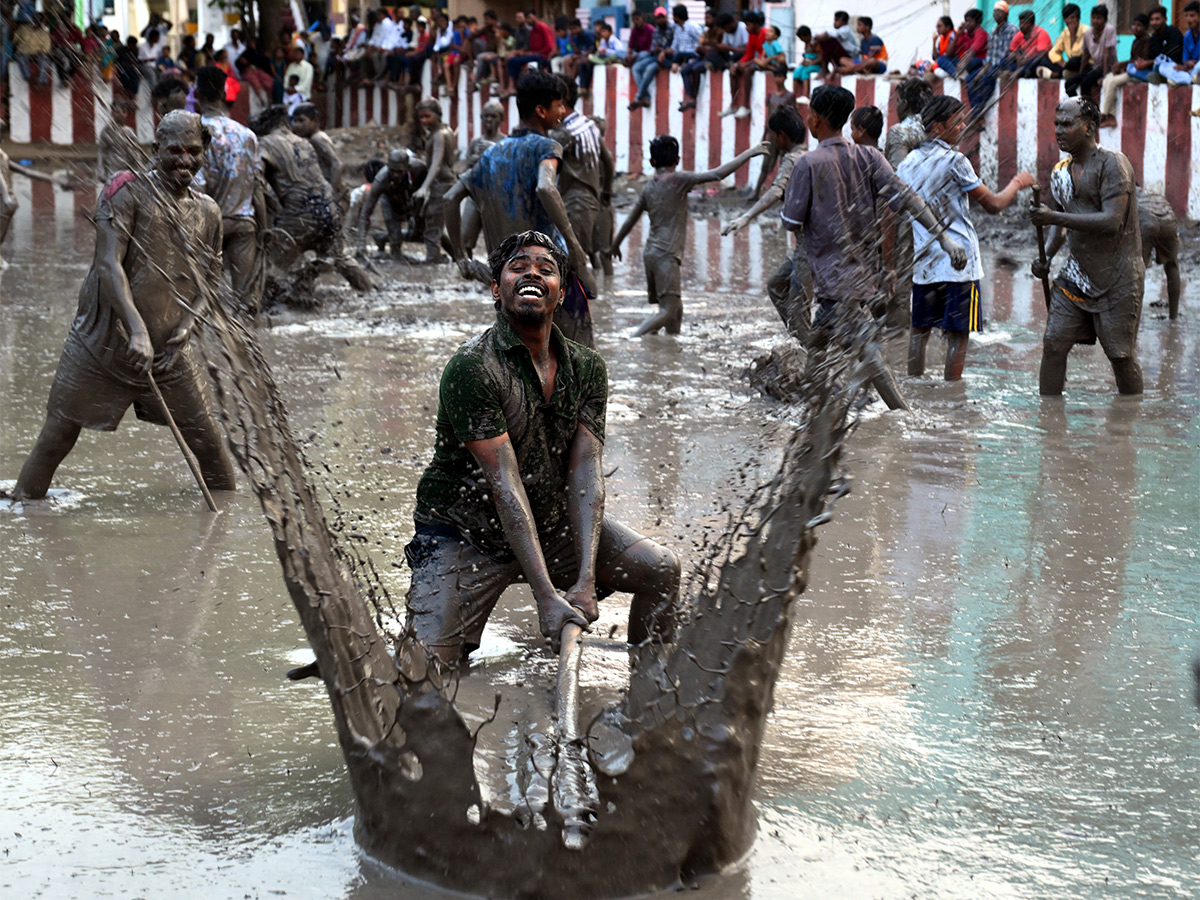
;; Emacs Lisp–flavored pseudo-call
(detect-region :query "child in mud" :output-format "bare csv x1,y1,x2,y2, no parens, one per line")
1029,96,1144,396
411,99,458,264
459,99,506,256
895,95,1034,380
403,231,679,664
289,102,342,196
11,111,236,501
781,84,967,411
610,135,767,336
1137,188,1181,320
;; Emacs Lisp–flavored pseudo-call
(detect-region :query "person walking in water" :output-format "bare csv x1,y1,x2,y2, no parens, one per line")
11,112,236,501
610,135,766,336
404,231,680,664
781,84,967,411
1029,96,1143,396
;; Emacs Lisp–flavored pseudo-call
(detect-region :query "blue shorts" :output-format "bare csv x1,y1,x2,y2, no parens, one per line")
912,281,982,332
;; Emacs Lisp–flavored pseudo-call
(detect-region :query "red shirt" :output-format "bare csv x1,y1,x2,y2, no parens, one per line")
957,26,988,60
739,29,766,63
1010,26,1051,60
528,19,555,57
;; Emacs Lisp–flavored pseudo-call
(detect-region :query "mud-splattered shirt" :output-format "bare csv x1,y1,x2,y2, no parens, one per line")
460,128,563,252
413,313,608,558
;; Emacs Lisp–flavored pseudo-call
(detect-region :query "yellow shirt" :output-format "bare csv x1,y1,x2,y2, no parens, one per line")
1049,26,1085,65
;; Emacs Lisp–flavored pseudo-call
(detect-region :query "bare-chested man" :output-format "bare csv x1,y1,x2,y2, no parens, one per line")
289,102,342,197
12,111,235,501
193,65,265,316
358,148,426,261
412,99,458,264
611,135,766,336
1030,97,1143,396
460,99,506,255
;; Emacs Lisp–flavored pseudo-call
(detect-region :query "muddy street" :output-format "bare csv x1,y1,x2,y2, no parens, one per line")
1,182,1197,899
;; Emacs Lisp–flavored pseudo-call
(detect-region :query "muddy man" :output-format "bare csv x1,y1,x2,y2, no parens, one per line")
12,111,236,501
1030,97,1144,396
459,99,506,256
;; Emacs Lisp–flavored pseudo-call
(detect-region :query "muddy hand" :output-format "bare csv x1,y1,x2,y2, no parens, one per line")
722,216,747,236
941,237,968,271
155,325,189,373
563,582,599,624
127,329,154,374
1028,204,1056,228
540,595,588,653
1031,258,1051,280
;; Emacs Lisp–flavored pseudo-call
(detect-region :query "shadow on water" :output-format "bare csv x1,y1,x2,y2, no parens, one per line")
0,191,1197,898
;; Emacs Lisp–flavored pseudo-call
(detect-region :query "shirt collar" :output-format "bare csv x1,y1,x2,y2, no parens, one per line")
816,135,849,148
492,312,573,395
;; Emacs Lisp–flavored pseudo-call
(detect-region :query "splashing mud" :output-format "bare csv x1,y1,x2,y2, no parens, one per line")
194,271,869,895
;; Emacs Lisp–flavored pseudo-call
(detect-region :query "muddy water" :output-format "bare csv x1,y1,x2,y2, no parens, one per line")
1,185,1197,899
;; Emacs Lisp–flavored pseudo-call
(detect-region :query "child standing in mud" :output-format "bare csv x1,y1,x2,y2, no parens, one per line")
610,135,767,336
896,95,1034,381
10,112,236,501
412,99,458,264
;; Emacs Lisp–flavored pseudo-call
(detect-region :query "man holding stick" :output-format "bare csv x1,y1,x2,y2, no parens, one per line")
11,112,236,500
1029,97,1143,396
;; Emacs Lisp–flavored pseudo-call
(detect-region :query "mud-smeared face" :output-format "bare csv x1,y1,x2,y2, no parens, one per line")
153,120,206,191
291,114,316,138
1054,99,1091,153
481,109,503,135
493,245,565,323
417,108,439,132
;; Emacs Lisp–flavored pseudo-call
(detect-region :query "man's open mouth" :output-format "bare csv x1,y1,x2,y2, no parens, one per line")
517,283,546,298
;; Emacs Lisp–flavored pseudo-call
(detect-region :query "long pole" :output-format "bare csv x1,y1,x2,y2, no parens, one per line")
146,372,219,512
1031,184,1052,311
554,620,591,849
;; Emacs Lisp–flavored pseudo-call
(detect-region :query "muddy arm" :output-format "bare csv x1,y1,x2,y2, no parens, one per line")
358,171,387,251
1031,190,1130,237
414,132,445,200
609,193,646,257
465,433,588,648
96,212,153,373
724,172,784,233
600,143,615,199
443,178,469,261
688,142,769,186
564,424,604,621
537,158,595,292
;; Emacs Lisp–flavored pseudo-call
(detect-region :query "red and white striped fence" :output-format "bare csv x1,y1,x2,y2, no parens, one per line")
7,62,1199,218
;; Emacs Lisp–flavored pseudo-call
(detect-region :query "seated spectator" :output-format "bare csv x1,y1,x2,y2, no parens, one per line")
850,105,883,147
666,4,704,110
930,16,956,76
562,19,597,94
723,14,771,118
939,9,987,79
629,6,676,110
793,25,822,81
1005,10,1052,78
839,16,889,75
966,2,1018,119
430,11,460,97
1180,1,1200,83
552,16,572,73
1099,13,1152,126
236,54,276,107
284,46,314,98
680,10,746,111
1037,3,1084,79
115,35,142,95
814,10,859,74
504,8,556,95
469,10,501,89
1066,4,1116,97
1147,3,1191,84
625,9,656,64
284,73,306,112
50,13,84,84
590,21,624,70
14,13,52,86
138,27,163,86
399,16,431,88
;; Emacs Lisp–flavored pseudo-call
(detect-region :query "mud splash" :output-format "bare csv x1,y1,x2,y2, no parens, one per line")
196,277,867,895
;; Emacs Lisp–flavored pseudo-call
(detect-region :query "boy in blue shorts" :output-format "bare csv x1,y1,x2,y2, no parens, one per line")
896,95,1034,380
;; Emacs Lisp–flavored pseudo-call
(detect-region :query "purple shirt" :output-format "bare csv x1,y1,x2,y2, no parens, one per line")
781,136,912,302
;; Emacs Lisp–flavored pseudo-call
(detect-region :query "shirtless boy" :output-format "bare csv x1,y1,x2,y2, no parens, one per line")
290,102,343,196
610,135,766,336
1029,97,1143,396
12,112,236,500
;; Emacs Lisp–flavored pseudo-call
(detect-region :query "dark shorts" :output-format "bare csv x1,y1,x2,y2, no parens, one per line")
912,281,982,332
46,331,214,432
1044,281,1141,360
644,251,681,307
404,515,645,653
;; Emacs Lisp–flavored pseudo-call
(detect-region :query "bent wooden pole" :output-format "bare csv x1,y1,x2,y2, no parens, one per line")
554,620,593,849
147,372,219,512
1031,184,1052,311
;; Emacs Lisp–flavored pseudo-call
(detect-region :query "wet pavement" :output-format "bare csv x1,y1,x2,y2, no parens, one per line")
1,183,1197,899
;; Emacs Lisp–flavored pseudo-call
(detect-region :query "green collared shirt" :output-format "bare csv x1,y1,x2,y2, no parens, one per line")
413,313,608,557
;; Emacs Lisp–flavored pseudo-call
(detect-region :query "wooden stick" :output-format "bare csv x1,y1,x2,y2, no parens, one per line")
146,371,219,512
554,620,591,849
1031,184,1052,311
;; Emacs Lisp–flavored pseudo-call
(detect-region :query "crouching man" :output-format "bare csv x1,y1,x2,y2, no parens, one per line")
405,231,680,663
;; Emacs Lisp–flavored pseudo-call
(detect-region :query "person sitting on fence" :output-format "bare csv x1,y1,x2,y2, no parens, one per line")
1036,3,1084,80
398,16,431,89
812,10,860,74
680,10,745,112
628,7,676,110
562,18,597,95
1003,10,1052,79
431,11,460,98
1098,14,1151,128
1066,4,1116,98
50,12,84,85
1177,0,1200,83
722,13,768,118
505,8,556,95
839,16,889,76
1147,3,1192,84
966,2,1019,119
471,9,501,89
929,17,956,78
938,9,987,80
14,13,52,87
589,21,624,78
793,26,822,82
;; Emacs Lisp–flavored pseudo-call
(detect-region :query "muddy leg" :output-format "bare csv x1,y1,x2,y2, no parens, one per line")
633,293,683,336
598,538,680,645
860,337,909,411
943,331,968,381
1164,260,1180,320
1110,356,1143,395
223,221,262,316
908,327,930,375
13,414,82,500
1039,345,1070,396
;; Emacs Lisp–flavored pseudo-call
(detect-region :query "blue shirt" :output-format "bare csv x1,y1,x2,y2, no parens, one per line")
1183,27,1199,63
462,128,565,251
671,21,702,55
986,22,1019,67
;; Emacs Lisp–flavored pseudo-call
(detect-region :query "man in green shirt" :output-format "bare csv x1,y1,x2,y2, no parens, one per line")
407,231,679,664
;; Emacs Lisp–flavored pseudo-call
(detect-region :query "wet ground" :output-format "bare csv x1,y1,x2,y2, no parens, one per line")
1,184,1197,899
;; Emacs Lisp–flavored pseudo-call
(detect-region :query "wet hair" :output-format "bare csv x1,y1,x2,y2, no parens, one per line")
1148,5,1167,18
767,105,807,143
1065,96,1101,133
964,9,983,22
156,109,209,147
151,76,188,103
809,84,855,130
1063,4,1081,19
515,67,564,119
796,25,812,40
557,73,579,108
1133,13,1149,26
196,65,227,103
291,102,320,121
859,16,873,29
250,104,291,136
415,98,443,117
488,231,570,292
482,99,505,117
896,78,934,116
1092,4,1109,18
364,157,385,182
672,4,688,22
851,106,883,141
649,134,680,167
921,94,964,131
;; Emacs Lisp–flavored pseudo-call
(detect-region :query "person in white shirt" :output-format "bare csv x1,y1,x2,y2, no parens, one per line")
895,95,1034,380
284,47,314,97
224,28,246,65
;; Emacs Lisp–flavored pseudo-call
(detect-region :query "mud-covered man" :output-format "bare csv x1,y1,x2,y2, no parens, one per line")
411,99,458,264
1030,96,1143,396
12,111,235,500
358,148,426,260
405,231,680,664
289,102,342,197
459,99,507,256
